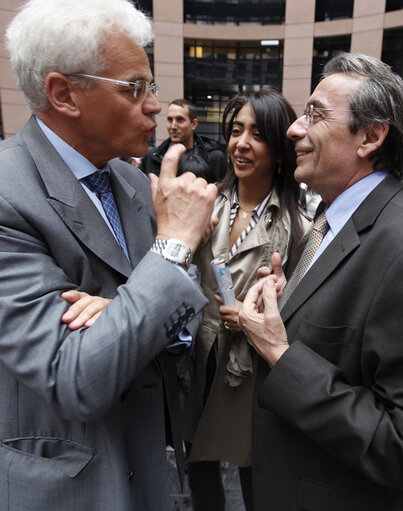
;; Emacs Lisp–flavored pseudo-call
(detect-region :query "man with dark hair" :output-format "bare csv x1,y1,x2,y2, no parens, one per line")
141,98,227,182
239,52,403,511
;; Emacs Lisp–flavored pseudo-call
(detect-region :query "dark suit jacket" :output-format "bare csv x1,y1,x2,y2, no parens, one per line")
0,117,207,510
252,174,403,511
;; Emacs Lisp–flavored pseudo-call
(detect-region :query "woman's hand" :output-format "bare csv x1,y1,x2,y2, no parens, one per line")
200,216,219,245
61,290,111,330
256,252,287,299
215,295,242,333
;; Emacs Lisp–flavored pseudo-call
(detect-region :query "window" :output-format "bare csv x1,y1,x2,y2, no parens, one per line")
385,0,403,12
311,36,351,91
315,0,354,22
382,28,403,76
132,0,152,16
185,39,283,142
184,0,285,25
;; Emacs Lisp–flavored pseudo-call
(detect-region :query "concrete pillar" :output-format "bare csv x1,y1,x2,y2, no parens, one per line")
282,0,315,115
0,0,30,138
152,0,183,144
351,0,386,58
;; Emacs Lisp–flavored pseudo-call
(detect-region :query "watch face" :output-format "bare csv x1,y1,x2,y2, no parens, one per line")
168,243,185,258
164,240,192,267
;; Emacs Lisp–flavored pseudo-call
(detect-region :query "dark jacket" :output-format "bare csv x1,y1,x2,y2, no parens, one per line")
140,133,227,182
253,175,403,511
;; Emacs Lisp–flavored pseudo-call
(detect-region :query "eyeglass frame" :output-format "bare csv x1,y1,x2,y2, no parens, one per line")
68,73,159,100
303,104,354,126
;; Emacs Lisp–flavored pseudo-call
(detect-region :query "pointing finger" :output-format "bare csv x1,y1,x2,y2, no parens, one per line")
271,252,283,278
159,143,186,180
149,172,159,202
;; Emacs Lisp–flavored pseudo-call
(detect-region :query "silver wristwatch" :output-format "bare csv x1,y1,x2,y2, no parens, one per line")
151,238,192,270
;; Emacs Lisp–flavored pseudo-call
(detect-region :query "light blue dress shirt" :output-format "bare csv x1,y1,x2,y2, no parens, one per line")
307,170,388,272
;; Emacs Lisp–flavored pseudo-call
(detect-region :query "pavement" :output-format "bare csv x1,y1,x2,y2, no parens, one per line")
167,449,246,511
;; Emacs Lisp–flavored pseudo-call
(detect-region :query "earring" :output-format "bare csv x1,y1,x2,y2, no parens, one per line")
276,161,282,175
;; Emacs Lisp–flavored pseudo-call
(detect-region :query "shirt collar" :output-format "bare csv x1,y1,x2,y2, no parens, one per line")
325,170,388,238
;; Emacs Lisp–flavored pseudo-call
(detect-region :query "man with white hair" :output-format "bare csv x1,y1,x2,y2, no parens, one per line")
0,1,216,510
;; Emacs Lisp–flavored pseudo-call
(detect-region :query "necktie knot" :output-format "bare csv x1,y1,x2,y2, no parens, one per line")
83,171,111,196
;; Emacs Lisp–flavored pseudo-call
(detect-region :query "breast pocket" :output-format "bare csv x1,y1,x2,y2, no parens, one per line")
296,319,359,378
297,319,356,345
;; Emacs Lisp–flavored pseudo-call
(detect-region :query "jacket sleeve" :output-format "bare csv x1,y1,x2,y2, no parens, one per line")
258,251,403,490
0,194,208,422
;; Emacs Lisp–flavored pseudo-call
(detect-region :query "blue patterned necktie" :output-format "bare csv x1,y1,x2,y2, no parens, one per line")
83,171,130,261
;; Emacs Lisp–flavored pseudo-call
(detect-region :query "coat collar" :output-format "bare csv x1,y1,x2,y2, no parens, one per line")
19,116,138,277
281,174,403,322
209,187,286,261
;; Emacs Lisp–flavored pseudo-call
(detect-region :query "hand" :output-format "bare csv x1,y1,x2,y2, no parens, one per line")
149,144,218,255
215,295,242,333
256,252,287,298
61,290,111,330
200,216,219,246
239,279,289,368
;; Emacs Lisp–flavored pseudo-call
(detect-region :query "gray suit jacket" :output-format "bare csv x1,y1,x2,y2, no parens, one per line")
0,117,207,510
252,175,403,511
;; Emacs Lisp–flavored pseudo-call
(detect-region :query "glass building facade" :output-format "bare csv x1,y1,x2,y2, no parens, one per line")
184,38,283,140
386,0,403,12
315,0,354,22
311,35,351,91
184,0,285,25
0,0,401,141
382,27,403,76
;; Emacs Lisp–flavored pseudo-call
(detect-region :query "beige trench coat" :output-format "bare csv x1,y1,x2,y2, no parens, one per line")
180,188,311,466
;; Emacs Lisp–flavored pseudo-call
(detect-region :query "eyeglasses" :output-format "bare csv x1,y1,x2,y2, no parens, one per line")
69,73,159,100
303,104,354,126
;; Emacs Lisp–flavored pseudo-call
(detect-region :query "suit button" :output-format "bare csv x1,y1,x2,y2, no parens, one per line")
129,470,135,481
166,325,176,339
185,306,195,320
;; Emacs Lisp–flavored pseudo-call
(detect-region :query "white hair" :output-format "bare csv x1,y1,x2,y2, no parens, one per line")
6,0,154,112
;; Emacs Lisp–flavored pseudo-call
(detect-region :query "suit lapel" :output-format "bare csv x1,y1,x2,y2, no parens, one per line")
280,220,360,322
281,175,403,323
20,117,133,277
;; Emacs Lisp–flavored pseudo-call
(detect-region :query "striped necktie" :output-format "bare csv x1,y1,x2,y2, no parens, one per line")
278,212,328,309
83,171,130,261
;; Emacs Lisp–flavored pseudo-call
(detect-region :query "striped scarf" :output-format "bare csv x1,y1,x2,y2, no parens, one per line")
228,188,271,260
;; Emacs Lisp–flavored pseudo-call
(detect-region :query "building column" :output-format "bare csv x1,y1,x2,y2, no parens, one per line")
282,0,315,116
152,0,184,145
0,0,30,138
351,0,386,58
